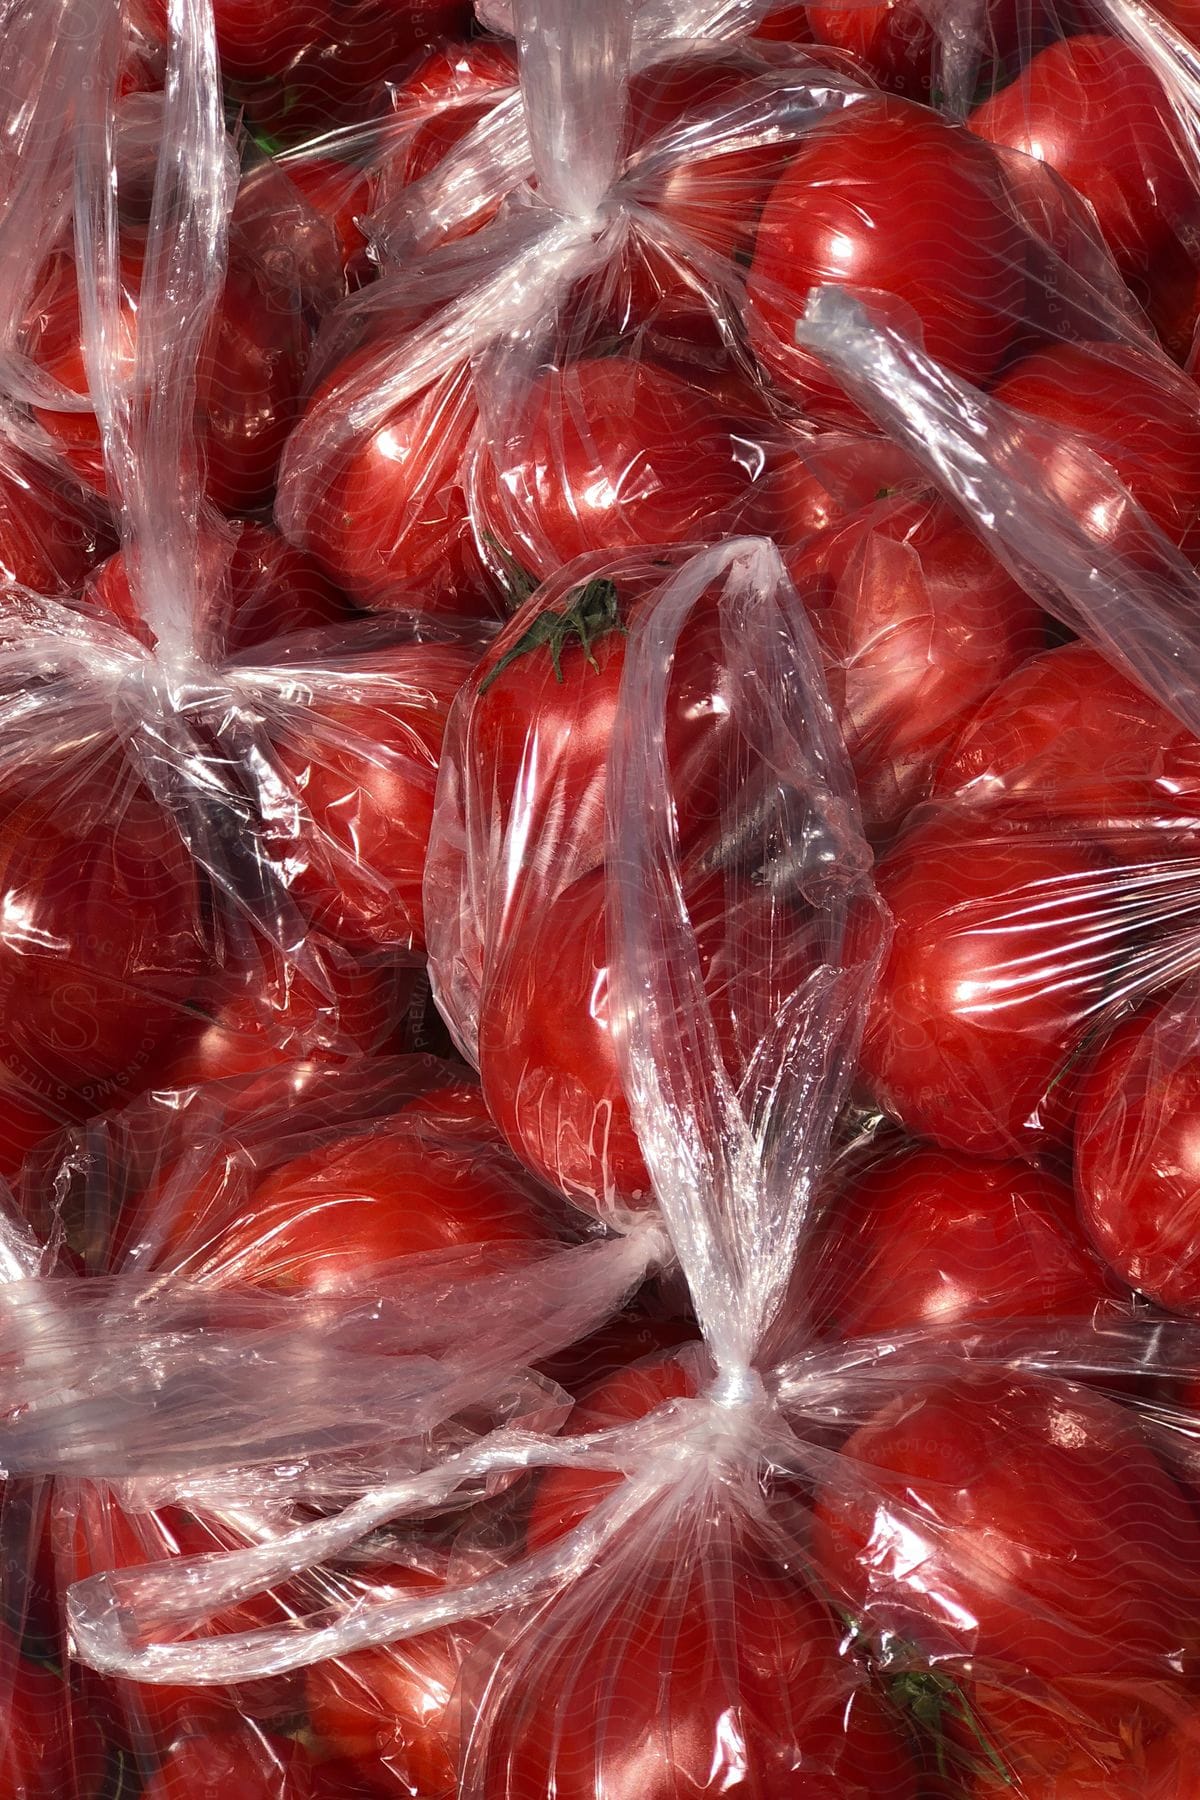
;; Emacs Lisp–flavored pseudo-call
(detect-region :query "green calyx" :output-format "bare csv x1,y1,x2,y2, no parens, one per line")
478,578,624,694
890,1668,1014,1788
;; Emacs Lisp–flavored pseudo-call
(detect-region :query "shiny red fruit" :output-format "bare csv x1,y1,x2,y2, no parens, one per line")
816,1144,1118,1340
788,492,1043,830
307,1564,468,1799
475,355,771,578
1075,1000,1200,1316
0,448,113,595
168,1114,551,1292
0,753,202,1105
27,237,307,517
978,1724,1200,1798
477,1553,919,1800
771,433,923,545
264,640,475,952
934,640,1200,846
970,35,1195,277
814,1372,1200,1680
859,811,1115,1156
290,349,485,616
0,1635,103,1800
991,340,1200,551
748,99,1022,424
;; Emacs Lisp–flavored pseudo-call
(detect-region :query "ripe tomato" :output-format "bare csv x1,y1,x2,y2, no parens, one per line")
858,811,1116,1156
787,492,1044,831
751,3,811,40
250,154,373,293
771,433,923,544
141,0,334,85
816,1145,1119,1339
813,1373,1200,1680
934,641,1200,846
86,523,348,659
1074,1000,1200,1316
372,39,517,249
60,1498,301,1746
27,235,308,517
475,355,772,578
306,1564,470,1799
535,1303,700,1400
290,349,486,617
0,752,202,1106
477,1553,919,1800
747,99,1022,425
465,566,737,881
158,951,421,1093
479,865,815,1218
0,448,113,595
166,1115,552,1292
262,641,476,953
140,1725,315,1800
805,0,1038,99
990,340,1200,552
527,1350,699,1552
0,1635,103,1800
969,35,1195,278
977,1724,1200,1797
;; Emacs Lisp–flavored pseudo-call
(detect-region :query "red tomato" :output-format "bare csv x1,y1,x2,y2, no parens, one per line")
396,1077,499,1136
527,1350,698,1552
0,448,113,595
479,866,818,1217
934,641,1200,846
86,523,348,658
141,1725,314,1800
751,3,812,40
477,1554,919,1800
141,0,334,85
158,952,421,1092
813,1372,1200,1680
979,1724,1200,1798
535,1304,700,1399
168,1116,551,1292
275,158,373,288
27,237,308,517
969,35,1195,277
770,433,923,544
816,1145,1119,1339
290,348,485,617
624,49,797,265
0,754,202,1105
372,39,517,248
1074,1001,1200,1316
306,1565,469,1799
263,640,475,953
61,1499,300,1746
0,1636,102,1800
747,99,1022,425
788,493,1044,831
990,340,1200,552
466,566,737,880
859,811,1116,1156
475,355,772,578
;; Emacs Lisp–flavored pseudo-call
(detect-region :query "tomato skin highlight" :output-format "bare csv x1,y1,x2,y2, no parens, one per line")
814,1373,1200,1682
747,99,1022,425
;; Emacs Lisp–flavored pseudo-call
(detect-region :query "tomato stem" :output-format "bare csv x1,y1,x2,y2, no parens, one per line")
478,578,623,693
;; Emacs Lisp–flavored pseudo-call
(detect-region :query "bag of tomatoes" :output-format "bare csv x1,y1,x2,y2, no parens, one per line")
23,530,1200,1800
0,0,500,1188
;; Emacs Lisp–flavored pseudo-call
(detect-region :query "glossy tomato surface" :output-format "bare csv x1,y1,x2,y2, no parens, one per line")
771,433,923,545
814,1373,1200,1680
307,1564,469,1799
858,810,1115,1156
990,340,1200,551
167,1115,551,1292
934,641,1200,846
970,34,1195,276
264,640,477,952
1074,1001,1200,1316
0,449,113,596
139,1725,315,1799
0,1636,100,1800
816,1144,1118,1339
788,491,1044,831
475,355,772,577
476,1554,919,1800
291,351,485,616
747,98,1022,424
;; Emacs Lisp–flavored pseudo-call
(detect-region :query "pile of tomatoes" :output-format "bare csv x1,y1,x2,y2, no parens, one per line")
3,0,1200,1795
